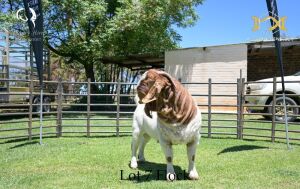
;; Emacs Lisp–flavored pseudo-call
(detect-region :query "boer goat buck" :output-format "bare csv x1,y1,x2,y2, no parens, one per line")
130,69,202,181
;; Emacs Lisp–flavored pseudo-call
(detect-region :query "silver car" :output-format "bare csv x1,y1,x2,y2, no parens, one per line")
245,72,300,122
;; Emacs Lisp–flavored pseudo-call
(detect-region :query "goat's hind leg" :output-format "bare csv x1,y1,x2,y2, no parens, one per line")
186,135,200,180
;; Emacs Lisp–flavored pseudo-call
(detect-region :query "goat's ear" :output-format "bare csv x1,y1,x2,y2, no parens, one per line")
144,103,152,118
144,101,156,118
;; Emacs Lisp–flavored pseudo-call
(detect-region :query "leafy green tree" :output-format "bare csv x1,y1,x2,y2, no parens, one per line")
1,0,203,94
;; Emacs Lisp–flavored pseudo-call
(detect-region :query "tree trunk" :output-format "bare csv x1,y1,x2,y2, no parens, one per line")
83,62,98,94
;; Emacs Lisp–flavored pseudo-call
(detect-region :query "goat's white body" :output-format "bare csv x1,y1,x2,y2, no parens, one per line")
158,109,201,145
130,103,201,180
132,104,160,140
132,103,201,144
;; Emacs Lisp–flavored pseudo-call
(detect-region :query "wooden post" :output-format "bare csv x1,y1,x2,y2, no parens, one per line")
56,78,63,137
28,78,33,140
116,80,121,137
25,49,28,79
87,78,91,137
240,78,245,139
271,77,277,142
30,44,34,76
4,30,9,93
236,78,240,139
237,78,241,139
208,78,212,138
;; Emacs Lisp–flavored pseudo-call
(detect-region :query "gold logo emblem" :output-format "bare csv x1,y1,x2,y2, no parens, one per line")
252,16,287,32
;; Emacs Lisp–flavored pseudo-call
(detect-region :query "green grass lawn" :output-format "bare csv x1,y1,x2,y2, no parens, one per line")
1,113,300,188
0,135,300,189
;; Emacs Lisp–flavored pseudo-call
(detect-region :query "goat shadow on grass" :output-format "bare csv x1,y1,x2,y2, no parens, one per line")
126,161,189,182
217,145,269,155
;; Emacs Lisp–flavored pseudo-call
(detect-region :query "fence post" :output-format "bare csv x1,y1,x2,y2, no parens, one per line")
87,78,91,137
28,78,33,140
237,78,241,139
208,78,212,138
4,30,9,93
116,79,121,137
237,74,245,140
271,77,277,142
56,78,63,137
240,78,245,139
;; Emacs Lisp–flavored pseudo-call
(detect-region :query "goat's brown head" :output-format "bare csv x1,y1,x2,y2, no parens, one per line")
137,69,175,117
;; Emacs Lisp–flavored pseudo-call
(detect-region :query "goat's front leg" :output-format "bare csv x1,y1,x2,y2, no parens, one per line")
130,123,141,169
186,136,200,180
160,139,176,181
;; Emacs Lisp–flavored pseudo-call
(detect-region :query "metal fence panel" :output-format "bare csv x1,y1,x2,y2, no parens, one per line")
0,77,300,143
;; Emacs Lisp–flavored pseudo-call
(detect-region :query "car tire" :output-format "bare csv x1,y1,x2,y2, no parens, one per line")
268,96,298,122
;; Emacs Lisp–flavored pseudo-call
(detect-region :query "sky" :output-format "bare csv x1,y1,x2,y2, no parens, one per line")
175,0,300,48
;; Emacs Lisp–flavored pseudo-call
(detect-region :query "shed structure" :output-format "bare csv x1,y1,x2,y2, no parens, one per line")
164,39,300,112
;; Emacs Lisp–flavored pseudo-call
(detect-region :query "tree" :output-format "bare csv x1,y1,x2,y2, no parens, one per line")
0,0,203,94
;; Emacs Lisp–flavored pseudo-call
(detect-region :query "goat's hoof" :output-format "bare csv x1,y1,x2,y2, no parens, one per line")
188,170,199,180
130,158,137,169
138,157,145,162
166,173,176,181
130,162,138,169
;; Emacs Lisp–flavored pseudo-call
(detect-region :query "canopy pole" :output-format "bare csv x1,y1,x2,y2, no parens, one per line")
266,0,291,150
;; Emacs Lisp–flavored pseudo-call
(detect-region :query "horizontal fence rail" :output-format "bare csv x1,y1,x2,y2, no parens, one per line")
0,77,300,144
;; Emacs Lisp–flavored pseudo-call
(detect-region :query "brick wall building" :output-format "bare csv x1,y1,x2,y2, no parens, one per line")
247,40,300,81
